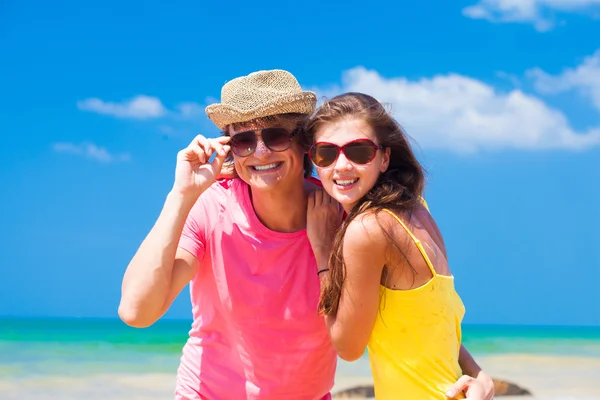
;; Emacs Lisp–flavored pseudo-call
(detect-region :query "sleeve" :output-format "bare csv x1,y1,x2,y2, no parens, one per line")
178,194,212,262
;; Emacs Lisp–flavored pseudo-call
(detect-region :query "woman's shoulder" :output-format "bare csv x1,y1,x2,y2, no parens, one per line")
345,210,402,247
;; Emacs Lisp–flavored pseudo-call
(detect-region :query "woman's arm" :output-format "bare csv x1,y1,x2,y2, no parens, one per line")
324,213,388,361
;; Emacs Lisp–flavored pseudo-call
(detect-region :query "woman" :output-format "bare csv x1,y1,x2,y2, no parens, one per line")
304,92,468,399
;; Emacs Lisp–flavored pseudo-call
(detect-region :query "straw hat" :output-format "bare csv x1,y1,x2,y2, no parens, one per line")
206,69,317,129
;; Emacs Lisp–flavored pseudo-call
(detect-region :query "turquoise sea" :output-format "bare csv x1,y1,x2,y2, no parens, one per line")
2,318,599,373
1,318,600,399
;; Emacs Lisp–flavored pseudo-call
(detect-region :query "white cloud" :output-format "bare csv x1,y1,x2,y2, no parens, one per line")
463,0,600,31
77,95,166,119
496,71,523,89
176,102,205,118
542,0,600,10
315,67,600,153
77,95,206,122
53,142,130,163
527,50,600,111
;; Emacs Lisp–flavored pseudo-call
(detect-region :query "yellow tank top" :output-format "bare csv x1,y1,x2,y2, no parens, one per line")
367,209,466,399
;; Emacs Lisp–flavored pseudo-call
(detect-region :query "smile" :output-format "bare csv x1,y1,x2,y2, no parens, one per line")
334,179,358,186
251,162,282,171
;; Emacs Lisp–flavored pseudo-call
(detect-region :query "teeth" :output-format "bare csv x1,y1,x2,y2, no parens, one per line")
253,163,280,171
335,179,358,186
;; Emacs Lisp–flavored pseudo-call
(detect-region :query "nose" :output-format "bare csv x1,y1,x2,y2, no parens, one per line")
253,136,272,159
333,151,353,172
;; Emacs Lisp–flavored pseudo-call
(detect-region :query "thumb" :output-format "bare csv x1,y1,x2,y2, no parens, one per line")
210,145,230,176
445,375,471,398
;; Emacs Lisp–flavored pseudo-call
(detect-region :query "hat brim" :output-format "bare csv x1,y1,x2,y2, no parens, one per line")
206,91,317,130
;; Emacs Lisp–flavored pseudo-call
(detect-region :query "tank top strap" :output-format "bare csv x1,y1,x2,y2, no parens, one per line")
420,196,429,211
381,208,437,277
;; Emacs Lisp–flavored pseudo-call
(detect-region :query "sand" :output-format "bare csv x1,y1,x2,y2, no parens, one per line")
1,354,599,399
334,354,600,399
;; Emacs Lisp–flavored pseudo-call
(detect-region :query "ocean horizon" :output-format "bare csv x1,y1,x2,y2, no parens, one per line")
2,317,600,375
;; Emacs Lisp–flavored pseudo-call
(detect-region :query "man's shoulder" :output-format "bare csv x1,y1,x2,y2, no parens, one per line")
305,175,322,186
204,178,243,196
191,178,243,213
186,179,246,231
304,175,322,193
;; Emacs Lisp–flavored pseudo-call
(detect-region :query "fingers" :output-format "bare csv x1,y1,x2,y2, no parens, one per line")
194,135,212,159
215,136,231,144
322,190,335,204
445,375,472,399
208,136,230,158
180,135,230,164
183,141,207,164
313,189,323,206
177,135,207,163
308,189,340,212
208,136,231,158
307,191,315,210
321,191,341,217
210,144,231,175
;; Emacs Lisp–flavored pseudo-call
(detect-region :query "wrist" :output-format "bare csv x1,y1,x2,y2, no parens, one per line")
166,189,200,211
312,245,331,259
476,370,492,382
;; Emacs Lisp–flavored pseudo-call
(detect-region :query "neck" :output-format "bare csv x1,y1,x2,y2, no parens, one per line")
343,202,357,215
250,179,308,233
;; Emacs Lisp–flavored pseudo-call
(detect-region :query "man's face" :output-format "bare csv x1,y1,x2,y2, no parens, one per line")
227,117,306,192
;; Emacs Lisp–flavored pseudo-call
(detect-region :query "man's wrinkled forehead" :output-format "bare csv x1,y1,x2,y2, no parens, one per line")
227,115,297,135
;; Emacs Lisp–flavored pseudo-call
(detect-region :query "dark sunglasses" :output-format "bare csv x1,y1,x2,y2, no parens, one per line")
309,139,383,168
229,127,297,157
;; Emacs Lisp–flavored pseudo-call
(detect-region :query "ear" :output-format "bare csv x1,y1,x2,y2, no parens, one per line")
380,147,391,173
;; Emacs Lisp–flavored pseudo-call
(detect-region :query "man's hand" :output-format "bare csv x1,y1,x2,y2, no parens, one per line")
172,135,231,199
306,189,342,264
445,372,494,400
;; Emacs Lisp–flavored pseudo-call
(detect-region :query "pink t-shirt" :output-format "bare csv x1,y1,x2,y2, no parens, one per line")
176,178,337,399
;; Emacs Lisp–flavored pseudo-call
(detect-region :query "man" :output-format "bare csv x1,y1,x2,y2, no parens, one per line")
118,69,493,399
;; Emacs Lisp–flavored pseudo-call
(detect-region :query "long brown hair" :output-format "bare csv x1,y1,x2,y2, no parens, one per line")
304,93,426,316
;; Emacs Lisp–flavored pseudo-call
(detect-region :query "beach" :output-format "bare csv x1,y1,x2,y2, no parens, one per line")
2,354,600,399
334,354,600,399
1,319,599,399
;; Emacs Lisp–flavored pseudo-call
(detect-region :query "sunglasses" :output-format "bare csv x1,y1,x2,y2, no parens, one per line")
229,127,297,157
309,139,383,168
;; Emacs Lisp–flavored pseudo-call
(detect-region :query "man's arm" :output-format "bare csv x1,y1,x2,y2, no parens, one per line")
118,135,229,328
118,192,199,328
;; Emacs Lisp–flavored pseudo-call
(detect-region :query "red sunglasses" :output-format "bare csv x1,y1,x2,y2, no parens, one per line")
308,139,383,168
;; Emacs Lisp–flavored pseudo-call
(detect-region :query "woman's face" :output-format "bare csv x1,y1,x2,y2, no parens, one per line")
311,118,390,212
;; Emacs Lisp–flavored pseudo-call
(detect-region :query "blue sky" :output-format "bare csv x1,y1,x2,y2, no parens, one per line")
1,0,599,326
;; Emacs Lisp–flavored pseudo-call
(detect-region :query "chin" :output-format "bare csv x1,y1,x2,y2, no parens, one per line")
331,192,360,207
248,169,300,191
249,176,284,190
